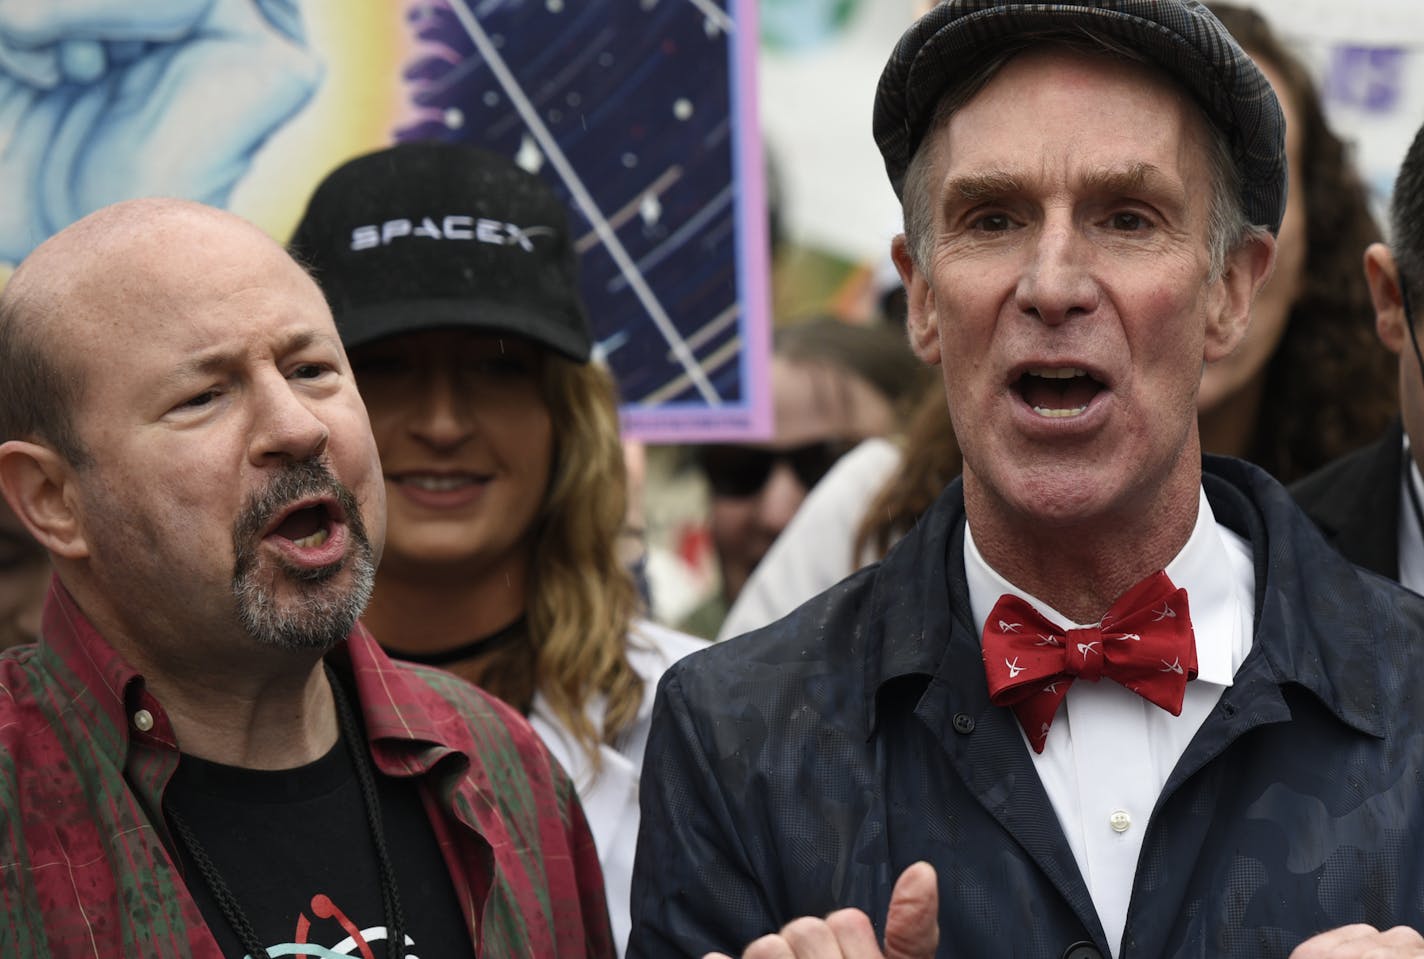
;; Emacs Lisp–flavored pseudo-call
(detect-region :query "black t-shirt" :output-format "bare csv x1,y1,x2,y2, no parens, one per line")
164,687,470,958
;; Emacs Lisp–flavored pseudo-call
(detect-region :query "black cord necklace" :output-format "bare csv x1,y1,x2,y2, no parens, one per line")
166,665,407,959
382,615,526,667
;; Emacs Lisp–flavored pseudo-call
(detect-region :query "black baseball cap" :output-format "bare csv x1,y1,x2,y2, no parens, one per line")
289,141,593,361
873,0,1287,234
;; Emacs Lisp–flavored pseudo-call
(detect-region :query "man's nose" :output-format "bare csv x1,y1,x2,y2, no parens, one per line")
1014,218,1100,325
248,374,330,465
408,369,473,450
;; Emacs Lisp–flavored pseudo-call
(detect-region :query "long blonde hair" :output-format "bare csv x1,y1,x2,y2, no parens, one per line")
525,356,643,765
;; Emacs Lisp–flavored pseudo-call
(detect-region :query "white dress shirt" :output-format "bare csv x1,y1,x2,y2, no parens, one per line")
1397,435,1424,595
965,488,1254,958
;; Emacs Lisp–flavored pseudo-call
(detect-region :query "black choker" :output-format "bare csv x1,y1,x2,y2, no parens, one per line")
166,666,406,959
382,616,526,667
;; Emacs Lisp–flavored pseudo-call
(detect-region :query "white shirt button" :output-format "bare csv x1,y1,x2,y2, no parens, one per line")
1108,809,1131,833
132,709,154,732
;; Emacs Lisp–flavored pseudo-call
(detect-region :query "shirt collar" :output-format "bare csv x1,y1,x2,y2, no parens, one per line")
333,624,473,769
1397,432,1424,594
34,578,467,772
963,486,1246,686
35,578,160,759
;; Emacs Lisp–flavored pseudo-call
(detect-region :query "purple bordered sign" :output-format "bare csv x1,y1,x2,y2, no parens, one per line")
399,0,772,443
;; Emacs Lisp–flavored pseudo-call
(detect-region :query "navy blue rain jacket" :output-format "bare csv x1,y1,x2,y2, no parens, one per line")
629,457,1424,958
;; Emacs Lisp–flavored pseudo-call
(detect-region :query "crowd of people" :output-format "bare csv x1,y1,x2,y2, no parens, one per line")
4,1,1424,957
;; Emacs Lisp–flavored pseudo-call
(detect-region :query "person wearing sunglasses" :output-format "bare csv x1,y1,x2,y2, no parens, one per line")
681,317,927,639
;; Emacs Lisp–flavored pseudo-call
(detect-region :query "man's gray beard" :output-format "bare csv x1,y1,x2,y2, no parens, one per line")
230,459,375,652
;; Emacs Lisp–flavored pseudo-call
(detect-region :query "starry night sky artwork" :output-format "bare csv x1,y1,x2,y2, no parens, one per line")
398,0,771,441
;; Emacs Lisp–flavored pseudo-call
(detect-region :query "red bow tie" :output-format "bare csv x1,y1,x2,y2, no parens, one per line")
981,571,1196,753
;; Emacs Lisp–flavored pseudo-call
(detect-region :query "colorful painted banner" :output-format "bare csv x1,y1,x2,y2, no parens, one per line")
0,0,772,443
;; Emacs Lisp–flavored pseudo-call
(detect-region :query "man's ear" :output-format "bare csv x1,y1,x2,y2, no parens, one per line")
1204,230,1277,363
0,440,89,560
892,234,942,366
1365,242,1407,355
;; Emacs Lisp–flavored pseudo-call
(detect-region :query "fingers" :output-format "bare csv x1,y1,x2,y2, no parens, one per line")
780,916,864,958
825,908,887,958
716,910,885,959
733,925,827,959
884,862,940,959
1290,924,1424,957
719,863,941,959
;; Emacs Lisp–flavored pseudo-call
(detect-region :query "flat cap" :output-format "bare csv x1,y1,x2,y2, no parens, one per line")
873,0,1287,234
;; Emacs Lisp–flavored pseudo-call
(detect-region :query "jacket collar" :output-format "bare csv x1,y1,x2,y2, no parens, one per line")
1302,418,1404,579
861,476,969,735
861,457,1387,741
1208,455,1387,739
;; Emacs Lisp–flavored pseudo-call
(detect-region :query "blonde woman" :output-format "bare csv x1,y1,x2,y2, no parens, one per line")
290,142,704,955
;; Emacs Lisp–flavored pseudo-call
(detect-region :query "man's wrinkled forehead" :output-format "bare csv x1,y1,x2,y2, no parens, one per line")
955,54,1210,166
40,203,333,392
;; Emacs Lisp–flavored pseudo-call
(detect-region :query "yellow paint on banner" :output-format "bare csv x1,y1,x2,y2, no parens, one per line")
230,2,411,245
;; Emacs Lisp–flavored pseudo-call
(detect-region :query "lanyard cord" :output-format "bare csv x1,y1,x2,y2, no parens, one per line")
166,665,407,959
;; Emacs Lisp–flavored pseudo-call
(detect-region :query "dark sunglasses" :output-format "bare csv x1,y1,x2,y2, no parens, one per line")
698,440,858,498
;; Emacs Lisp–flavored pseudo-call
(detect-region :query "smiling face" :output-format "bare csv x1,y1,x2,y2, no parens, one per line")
898,48,1269,573
52,204,386,660
350,330,554,590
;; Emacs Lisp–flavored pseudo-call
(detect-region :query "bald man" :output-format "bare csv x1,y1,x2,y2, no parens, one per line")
0,199,614,958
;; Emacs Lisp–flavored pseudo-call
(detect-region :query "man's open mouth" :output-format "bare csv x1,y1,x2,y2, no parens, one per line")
263,498,344,549
1015,367,1106,419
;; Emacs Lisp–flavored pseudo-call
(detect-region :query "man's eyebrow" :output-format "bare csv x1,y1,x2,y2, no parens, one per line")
942,164,1178,203
1079,163,1173,197
943,171,1024,203
164,330,335,382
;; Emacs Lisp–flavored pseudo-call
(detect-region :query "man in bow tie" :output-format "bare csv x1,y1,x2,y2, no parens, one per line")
627,3,1424,958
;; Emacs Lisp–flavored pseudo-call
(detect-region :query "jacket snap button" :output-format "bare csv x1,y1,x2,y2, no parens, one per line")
952,713,975,734
1062,943,1102,959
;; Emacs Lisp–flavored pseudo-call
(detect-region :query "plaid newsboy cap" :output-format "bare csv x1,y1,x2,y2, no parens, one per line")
873,0,1287,234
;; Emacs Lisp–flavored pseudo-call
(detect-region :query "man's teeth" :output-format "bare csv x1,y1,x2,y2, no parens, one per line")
292,528,330,549
1026,367,1091,417
402,475,474,491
